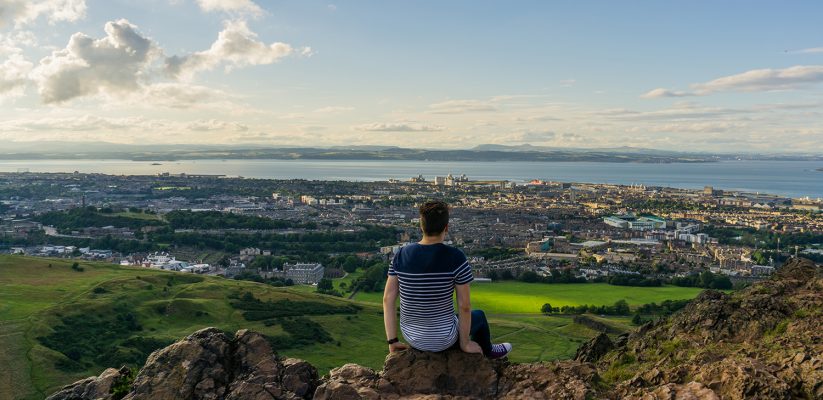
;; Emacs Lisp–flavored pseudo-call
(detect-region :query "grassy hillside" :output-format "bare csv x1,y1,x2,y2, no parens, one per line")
0,255,385,400
0,255,708,400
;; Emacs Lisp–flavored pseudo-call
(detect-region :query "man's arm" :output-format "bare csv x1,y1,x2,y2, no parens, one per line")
455,283,482,354
383,275,407,352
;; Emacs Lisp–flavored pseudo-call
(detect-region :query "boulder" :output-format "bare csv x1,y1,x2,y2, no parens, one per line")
46,366,131,400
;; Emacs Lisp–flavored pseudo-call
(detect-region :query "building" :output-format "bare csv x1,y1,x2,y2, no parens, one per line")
603,213,666,230
282,263,325,284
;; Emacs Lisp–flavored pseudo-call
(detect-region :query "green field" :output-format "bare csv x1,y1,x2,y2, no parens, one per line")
350,281,706,313
0,255,709,400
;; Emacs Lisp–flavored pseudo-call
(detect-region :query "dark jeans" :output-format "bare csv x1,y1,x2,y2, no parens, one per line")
451,309,493,356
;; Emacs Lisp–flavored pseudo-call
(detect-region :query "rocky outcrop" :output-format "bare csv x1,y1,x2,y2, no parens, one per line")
574,332,614,363
49,258,821,400
315,350,598,400
48,328,318,400
603,257,823,399
46,366,132,400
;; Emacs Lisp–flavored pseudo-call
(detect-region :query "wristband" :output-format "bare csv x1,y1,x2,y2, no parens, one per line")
387,337,399,345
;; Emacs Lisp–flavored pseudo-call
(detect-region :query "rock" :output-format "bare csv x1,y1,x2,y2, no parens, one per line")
497,361,598,400
101,327,316,400
46,366,131,400
381,348,502,397
633,381,720,400
574,332,614,363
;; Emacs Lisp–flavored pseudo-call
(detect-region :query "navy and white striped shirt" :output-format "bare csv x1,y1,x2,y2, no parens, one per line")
388,243,473,352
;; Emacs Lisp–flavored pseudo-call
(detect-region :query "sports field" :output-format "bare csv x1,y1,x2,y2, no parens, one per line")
351,281,706,313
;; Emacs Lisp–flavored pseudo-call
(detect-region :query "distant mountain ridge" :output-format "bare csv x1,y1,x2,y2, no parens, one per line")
1,141,820,162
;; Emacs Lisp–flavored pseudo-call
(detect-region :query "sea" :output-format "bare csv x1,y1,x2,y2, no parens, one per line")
0,159,820,199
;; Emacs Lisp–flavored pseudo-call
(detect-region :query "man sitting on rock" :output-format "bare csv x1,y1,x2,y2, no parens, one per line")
383,200,512,359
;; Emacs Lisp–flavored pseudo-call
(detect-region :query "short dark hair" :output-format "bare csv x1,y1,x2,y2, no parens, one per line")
419,200,449,236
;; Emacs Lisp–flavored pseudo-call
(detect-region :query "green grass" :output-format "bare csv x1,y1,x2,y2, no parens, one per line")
349,281,706,314
464,281,704,314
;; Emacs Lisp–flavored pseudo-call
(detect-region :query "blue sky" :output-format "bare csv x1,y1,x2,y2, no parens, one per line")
1,0,822,152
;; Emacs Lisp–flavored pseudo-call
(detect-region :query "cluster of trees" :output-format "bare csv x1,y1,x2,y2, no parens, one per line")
165,210,315,230
232,271,293,287
150,225,397,257
264,316,334,349
230,292,360,321
38,303,171,372
34,206,164,231
605,274,662,287
472,247,523,261
541,299,631,316
542,297,694,324
316,278,341,296
487,268,587,284
670,270,732,290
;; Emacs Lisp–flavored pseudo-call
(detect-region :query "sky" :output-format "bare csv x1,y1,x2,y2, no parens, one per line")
1,0,823,153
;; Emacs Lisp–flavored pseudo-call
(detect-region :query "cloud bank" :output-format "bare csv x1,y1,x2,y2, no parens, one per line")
643,65,823,98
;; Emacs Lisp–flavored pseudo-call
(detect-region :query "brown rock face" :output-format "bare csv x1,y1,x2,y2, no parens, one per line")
315,348,598,400
49,328,319,400
46,366,132,400
574,332,614,363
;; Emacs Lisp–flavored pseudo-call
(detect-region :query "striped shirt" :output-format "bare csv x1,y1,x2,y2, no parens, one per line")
388,243,473,352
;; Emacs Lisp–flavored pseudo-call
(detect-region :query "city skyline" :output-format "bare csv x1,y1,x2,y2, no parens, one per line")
1,1,823,152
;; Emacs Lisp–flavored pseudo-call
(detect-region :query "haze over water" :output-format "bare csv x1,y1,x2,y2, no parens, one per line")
1,159,820,199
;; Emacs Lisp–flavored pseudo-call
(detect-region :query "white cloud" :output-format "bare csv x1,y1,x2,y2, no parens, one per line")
355,122,444,132
510,130,556,142
643,65,823,98
794,47,823,54
559,79,576,87
0,114,145,131
0,48,32,99
137,82,235,109
0,0,86,28
165,20,300,80
641,88,693,98
194,0,263,17
692,65,823,93
428,99,497,114
31,19,159,103
187,119,248,132
313,106,354,113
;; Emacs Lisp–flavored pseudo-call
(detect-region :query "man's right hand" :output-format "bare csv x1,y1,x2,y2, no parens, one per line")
389,341,409,353
460,340,482,354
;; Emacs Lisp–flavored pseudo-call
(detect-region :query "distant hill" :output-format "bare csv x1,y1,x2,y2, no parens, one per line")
2,141,821,162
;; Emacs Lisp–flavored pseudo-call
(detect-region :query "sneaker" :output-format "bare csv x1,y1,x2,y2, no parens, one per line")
489,342,512,359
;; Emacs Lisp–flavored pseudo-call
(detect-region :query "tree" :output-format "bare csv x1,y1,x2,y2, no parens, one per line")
487,270,499,281
342,256,359,273
613,299,630,315
519,270,539,283
317,278,333,292
541,303,553,314
632,313,643,325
